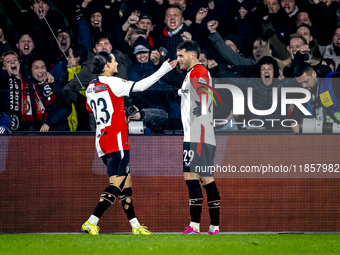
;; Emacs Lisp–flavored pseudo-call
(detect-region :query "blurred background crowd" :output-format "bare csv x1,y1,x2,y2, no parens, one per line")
0,0,339,133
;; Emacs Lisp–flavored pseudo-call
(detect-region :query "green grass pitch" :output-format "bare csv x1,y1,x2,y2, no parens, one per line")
1,234,339,255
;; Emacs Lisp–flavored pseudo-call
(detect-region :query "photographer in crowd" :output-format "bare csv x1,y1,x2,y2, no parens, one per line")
292,62,340,133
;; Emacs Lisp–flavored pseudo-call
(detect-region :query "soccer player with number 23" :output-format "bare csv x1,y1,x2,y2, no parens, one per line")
82,51,177,235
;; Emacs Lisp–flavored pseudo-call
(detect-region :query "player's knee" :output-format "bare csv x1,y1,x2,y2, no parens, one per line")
186,180,203,200
200,177,214,186
203,181,220,206
99,185,120,204
120,187,133,210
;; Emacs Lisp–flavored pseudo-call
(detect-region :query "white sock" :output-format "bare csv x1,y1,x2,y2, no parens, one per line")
88,215,99,225
129,217,141,228
209,225,219,232
189,222,200,232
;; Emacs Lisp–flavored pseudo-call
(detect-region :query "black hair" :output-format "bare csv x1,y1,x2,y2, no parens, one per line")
91,31,111,49
92,51,112,75
29,0,49,7
176,40,201,59
256,56,280,78
293,62,313,77
16,31,35,43
70,44,88,65
30,58,48,72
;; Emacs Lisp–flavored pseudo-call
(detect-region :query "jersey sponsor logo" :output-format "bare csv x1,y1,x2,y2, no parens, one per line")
94,84,108,93
198,77,207,85
181,89,189,94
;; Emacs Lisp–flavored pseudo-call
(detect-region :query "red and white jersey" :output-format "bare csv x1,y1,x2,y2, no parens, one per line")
86,75,134,157
178,63,215,146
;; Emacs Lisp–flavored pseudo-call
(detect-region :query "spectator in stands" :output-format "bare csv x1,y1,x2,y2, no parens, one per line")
258,0,293,44
66,44,89,131
22,0,67,60
320,27,340,71
76,0,124,51
297,24,321,58
30,58,71,131
63,31,130,131
151,5,198,88
49,28,72,86
226,56,292,130
295,1,333,46
86,4,104,34
125,28,148,48
261,33,320,76
15,33,36,79
0,51,43,131
123,12,155,47
127,36,181,132
281,0,299,20
154,5,192,61
207,20,263,77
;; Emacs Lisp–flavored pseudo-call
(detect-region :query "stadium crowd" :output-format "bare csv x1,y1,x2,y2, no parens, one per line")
0,0,340,133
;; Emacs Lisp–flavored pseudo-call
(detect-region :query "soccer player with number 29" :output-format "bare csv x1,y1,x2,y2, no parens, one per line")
82,51,177,235
177,40,221,235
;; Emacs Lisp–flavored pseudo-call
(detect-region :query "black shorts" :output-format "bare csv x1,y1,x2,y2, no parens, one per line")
183,142,216,177
101,150,130,177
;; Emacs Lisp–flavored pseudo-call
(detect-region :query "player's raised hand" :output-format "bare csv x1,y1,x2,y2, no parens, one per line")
207,20,218,33
167,59,178,69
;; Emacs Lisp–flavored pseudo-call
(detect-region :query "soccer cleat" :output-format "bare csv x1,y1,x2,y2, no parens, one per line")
132,225,152,235
208,230,220,235
182,226,200,234
81,220,100,235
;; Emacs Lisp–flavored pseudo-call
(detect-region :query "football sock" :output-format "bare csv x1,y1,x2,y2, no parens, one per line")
203,181,220,226
129,217,141,228
93,185,120,218
119,187,136,220
88,215,99,225
186,180,203,224
209,225,219,233
189,222,200,232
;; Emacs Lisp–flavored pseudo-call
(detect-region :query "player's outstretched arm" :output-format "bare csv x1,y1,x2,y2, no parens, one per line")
132,59,177,92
